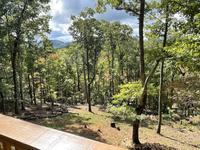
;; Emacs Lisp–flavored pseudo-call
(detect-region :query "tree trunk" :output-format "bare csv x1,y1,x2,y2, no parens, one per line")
31,73,36,105
132,119,140,144
132,0,145,145
83,56,88,105
0,92,5,114
28,74,33,104
76,64,81,91
157,60,164,134
19,60,25,111
108,54,112,98
170,72,174,105
111,44,115,96
12,44,19,114
157,3,169,134
139,0,145,84
88,83,92,112
133,60,160,145
86,48,92,112
11,0,28,114
119,52,124,84
110,35,115,97
40,75,43,107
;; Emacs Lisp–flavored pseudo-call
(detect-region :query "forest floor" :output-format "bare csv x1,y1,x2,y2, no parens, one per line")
31,105,200,150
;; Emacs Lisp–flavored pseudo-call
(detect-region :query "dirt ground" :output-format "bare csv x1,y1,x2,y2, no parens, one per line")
32,105,200,150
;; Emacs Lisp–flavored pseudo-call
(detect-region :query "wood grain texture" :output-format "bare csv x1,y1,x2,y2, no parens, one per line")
0,114,125,150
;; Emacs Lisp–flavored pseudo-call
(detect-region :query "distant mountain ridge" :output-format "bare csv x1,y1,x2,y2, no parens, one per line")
50,40,70,49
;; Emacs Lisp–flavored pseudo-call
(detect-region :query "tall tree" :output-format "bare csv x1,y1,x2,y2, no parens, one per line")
157,1,169,134
101,21,134,98
96,0,161,144
1,0,50,114
69,9,104,112
11,0,29,114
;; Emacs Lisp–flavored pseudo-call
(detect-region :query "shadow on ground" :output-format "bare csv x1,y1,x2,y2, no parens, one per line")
33,112,107,143
33,113,91,129
110,115,159,129
128,143,177,150
69,105,81,110
161,134,200,149
64,126,106,143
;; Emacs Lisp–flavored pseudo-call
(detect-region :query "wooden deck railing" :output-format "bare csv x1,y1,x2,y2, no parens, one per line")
0,114,125,150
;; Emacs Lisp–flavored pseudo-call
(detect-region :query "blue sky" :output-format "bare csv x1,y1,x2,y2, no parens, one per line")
49,0,138,42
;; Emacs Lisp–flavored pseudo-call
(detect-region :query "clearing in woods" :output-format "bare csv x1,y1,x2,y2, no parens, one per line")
32,105,200,150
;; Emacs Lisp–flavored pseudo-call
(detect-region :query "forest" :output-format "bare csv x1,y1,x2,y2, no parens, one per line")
0,0,200,149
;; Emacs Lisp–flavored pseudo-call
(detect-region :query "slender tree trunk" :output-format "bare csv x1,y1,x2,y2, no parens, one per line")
28,74,33,104
88,83,92,112
76,64,81,91
12,43,19,114
111,45,115,96
157,60,164,134
139,0,145,84
31,73,36,105
0,92,5,114
119,52,124,84
132,0,145,145
170,72,174,106
157,3,169,134
97,78,101,103
40,75,43,107
110,35,115,97
86,48,92,112
83,56,88,105
133,60,160,144
73,76,77,93
19,60,25,111
11,0,28,114
108,54,112,98
51,97,54,114
19,71,25,110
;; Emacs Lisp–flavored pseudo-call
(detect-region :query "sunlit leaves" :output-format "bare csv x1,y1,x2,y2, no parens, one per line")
113,81,142,102
166,33,200,71
113,81,158,104
109,103,136,120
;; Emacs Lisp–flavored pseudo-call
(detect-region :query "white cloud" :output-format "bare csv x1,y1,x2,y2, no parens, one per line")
49,0,73,42
49,21,71,34
50,0,63,16
121,18,138,35
49,0,138,42
56,35,73,42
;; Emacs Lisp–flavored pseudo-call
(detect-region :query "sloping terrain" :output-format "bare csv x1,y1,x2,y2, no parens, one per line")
32,105,200,150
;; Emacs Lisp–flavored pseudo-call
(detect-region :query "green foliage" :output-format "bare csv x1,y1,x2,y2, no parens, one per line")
108,81,157,120
0,0,200,121
0,0,50,111
113,81,158,104
108,103,147,121
96,0,141,15
166,34,200,71
109,103,136,120
113,81,143,103
48,90,57,101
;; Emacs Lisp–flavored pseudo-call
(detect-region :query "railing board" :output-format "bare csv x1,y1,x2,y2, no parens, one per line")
0,114,125,150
